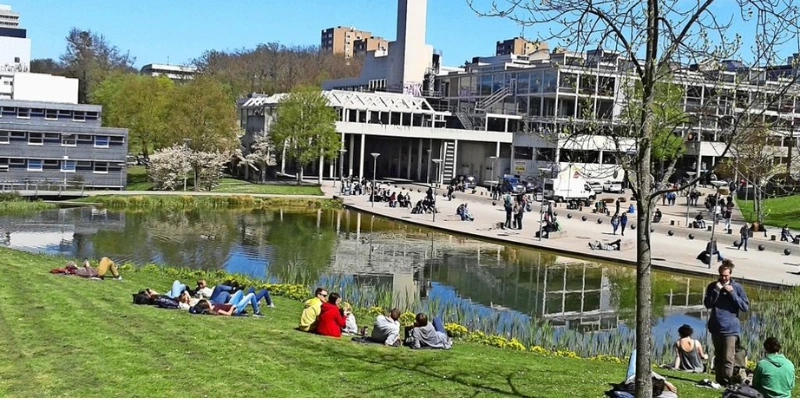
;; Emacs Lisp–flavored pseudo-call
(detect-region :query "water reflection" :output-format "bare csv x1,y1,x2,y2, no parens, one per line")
0,207,759,353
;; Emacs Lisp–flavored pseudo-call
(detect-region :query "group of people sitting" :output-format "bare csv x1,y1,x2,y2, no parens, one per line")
132,279,275,318
50,257,123,280
371,188,412,208
411,195,438,214
297,287,452,350
456,203,474,221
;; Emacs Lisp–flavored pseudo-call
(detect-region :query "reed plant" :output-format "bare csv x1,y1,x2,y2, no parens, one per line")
82,195,341,211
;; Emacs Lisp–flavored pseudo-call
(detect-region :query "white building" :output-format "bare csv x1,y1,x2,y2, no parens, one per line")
0,4,30,74
140,63,197,81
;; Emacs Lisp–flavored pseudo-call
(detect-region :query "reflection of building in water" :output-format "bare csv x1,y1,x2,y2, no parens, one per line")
662,279,709,320
0,207,125,253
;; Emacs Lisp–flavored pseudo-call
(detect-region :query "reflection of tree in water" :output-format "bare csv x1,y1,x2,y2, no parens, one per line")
266,210,336,284
142,209,240,269
607,268,710,321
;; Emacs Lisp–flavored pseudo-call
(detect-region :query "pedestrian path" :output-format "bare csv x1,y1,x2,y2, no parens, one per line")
323,182,800,288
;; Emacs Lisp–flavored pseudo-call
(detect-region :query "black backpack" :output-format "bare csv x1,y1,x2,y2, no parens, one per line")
153,295,180,309
722,384,763,398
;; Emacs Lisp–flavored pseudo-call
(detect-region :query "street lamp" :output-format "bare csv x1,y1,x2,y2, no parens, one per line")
338,148,347,193
707,180,726,269
489,155,497,199
432,159,443,222
426,149,432,184
371,152,380,207
685,171,697,227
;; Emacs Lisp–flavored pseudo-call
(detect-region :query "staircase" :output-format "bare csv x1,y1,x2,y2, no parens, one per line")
476,86,510,112
442,141,456,181
454,110,476,130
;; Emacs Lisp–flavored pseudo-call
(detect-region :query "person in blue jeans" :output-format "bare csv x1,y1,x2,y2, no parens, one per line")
737,223,749,251
245,287,275,308
193,291,263,317
166,280,190,299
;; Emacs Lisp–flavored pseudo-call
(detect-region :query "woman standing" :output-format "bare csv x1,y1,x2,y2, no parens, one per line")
620,213,628,236
611,213,620,235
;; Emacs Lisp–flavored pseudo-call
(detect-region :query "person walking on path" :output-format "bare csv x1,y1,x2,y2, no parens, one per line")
611,213,620,235
704,260,750,385
620,213,628,236
723,208,732,231
615,199,621,215
737,224,749,251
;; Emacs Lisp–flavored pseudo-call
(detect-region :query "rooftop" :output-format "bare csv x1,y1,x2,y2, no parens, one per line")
241,90,437,114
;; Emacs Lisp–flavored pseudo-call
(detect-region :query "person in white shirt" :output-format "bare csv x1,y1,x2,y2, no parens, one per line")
194,279,214,299
177,291,200,311
371,308,401,346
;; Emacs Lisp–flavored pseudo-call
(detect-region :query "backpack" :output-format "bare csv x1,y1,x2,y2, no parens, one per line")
722,384,763,398
153,295,180,309
525,202,532,212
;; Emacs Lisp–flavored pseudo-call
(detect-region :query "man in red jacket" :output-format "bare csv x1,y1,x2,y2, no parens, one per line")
315,293,349,338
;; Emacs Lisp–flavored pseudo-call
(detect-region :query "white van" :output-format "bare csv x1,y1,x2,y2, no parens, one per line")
543,177,596,202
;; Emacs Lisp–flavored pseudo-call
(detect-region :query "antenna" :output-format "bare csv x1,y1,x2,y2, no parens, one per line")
520,25,525,39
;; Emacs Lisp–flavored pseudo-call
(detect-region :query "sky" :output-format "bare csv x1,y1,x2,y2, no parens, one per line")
11,0,795,70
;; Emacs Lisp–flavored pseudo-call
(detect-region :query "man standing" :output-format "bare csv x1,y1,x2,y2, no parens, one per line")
704,260,750,385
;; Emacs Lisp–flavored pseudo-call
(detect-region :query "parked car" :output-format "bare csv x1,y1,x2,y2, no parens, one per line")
522,180,541,194
587,181,603,194
500,176,526,194
450,175,477,189
602,180,625,193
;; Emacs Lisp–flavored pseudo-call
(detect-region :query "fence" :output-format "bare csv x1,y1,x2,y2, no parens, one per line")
0,180,87,197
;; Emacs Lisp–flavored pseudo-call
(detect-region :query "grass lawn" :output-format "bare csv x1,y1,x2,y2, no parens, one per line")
125,165,323,196
739,195,800,230
0,248,737,398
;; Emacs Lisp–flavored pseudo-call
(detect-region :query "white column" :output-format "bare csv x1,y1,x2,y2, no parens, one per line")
417,138,423,181
348,134,355,177
406,141,412,179
359,133,366,179
453,139,459,178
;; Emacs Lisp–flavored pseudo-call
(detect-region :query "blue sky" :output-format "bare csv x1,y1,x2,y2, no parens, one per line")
12,0,794,69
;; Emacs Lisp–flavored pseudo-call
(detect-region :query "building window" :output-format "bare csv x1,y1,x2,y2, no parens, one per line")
45,109,58,120
94,136,109,148
513,146,534,160
17,108,30,119
93,161,109,174
61,160,76,172
73,111,86,122
27,159,42,171
61,134,76,146
28,132,43,145
0,131,7,144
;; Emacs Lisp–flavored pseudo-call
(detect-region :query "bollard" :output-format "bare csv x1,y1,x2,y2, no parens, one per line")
758,244,765,251
770,235,776,241
785,249,792,256
689,234,695,240
734,240,741,247
597,218,603,224
670,220,675,226
668,230,674,236
567,213,572,219
581,216,587,221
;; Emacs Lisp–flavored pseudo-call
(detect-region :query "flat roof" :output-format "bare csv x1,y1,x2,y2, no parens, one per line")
0,99,100,111
241,90,436,114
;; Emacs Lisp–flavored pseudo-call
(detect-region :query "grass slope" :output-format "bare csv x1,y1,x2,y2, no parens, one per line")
739,195,800,230
126,165,323,196
0,248,727,398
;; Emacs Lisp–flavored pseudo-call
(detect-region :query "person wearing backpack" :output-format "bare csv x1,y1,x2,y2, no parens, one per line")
753,337,795,398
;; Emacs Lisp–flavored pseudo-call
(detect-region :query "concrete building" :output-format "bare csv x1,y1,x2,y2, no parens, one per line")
140,63,197,81
354,36,388,56
0,4,19,28
320,26,374,59
495,37,547,56
0,4,30,74
0,100,128,188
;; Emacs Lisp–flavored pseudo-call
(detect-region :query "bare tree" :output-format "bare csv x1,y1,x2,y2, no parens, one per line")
468,0,800,396
59,28,136,103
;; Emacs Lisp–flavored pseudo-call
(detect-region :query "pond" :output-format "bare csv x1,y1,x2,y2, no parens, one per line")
0,206,778,361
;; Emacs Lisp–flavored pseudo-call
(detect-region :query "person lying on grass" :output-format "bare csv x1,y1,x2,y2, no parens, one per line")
51,257,123,280
315,293,349,338
404,313,451,350
175,279,275,309
191,290,263,317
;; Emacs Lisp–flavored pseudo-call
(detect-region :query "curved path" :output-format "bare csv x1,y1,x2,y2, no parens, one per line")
324,182,800,288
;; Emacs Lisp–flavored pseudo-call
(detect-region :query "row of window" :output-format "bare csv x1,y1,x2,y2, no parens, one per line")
0,159,118,173
0,107,100,122
0,131,123,147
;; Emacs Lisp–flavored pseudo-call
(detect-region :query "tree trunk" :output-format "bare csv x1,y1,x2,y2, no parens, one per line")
193,166,200,192
318,153,324,185
634,160,654,398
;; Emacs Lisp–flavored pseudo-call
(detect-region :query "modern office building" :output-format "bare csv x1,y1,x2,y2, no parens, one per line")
0,4,30,73
140,63,197,81
320,26,375,59
0,99,129,189
495,37,547,56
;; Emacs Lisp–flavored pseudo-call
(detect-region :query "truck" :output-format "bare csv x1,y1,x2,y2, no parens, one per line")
543,171,596,203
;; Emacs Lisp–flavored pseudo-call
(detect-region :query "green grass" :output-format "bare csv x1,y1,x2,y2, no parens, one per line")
0,199,56,214
126,165,323,195
0,248,737,398
739,195,800,230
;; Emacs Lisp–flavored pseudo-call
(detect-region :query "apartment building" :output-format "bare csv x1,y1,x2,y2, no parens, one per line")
0,100,128,189
353,36,388,55
495,37,547,56
140,63,197,81
320,26,374,58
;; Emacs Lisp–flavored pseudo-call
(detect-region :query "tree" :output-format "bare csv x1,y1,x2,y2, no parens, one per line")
270,86,339,184
30,58,66,75
729,121,785,222
468,0,800,396
235,133,277,183
59,28,136,103
91,73,175,159
167,76,239,190
147,144,192,191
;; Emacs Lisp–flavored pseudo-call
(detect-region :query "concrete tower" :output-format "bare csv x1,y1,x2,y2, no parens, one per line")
386,0,433,95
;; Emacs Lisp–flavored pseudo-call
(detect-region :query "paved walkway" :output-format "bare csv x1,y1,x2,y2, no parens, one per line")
324,182,800,288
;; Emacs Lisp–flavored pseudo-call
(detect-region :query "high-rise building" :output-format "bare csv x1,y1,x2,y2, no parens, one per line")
320,26,373,58
353,36,388,56
0,4,30,73
495,37,547,56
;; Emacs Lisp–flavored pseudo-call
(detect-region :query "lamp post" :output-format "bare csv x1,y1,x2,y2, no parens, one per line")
685,171,697,227
338,148,347,193
489,155,497,199
182,138,192,191
432,159,442,222
426,149,432,184
371,152,380,207
708,180,725,270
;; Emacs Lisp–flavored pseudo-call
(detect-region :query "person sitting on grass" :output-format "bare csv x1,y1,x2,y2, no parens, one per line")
299,288,327,332
671,324,707,373
753,337,796,398
371,308,401,346
343,302,358,335
74,257,123,280
315,293,349,338
405,313,451,350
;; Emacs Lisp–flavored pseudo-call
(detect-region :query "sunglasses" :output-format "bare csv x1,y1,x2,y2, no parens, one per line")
320,293,329,297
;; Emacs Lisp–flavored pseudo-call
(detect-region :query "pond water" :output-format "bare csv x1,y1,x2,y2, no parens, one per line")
0,206,776,361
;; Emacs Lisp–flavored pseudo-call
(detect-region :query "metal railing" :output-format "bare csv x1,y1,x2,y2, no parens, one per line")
0,180,87,196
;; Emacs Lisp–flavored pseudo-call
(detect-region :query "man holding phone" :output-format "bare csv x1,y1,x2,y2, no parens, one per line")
704,260,750,385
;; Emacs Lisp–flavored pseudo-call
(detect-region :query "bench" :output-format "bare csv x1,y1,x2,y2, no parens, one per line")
536,230,568,239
